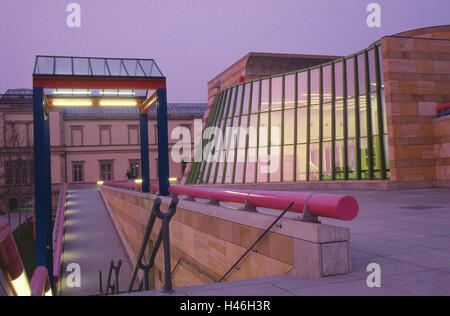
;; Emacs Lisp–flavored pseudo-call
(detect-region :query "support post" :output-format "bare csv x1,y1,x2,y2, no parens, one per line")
156,88,170,196
139,113,150,193
32,86,54,289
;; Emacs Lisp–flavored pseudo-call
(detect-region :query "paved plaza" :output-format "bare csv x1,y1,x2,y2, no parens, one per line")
129,188,450,296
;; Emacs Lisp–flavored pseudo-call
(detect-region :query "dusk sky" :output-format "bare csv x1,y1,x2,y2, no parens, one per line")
0,0,449,102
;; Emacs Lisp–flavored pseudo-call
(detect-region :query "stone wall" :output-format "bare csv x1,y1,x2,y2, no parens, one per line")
433,115,450,187
381,32,450,186
100,185,352,290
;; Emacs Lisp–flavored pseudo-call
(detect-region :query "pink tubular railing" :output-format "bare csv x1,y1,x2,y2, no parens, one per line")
103,182,359,221
52,183,67,283
0,217,52,296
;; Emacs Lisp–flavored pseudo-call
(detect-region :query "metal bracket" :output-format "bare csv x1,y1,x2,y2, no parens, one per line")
298,194,321,224
183,194,195,202
207,197,219,206
240,199,257,213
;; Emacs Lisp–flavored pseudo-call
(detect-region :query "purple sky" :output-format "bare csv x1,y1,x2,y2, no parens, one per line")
0,0,449,102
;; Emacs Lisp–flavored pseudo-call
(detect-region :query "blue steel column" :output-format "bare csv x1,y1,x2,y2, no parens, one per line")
139,113,150,193
156,88,170,196
32,86,54,288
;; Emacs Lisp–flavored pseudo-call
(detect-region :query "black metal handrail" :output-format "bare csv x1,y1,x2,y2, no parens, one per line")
218,202,294,282
104,259,122,296
128,197,179,293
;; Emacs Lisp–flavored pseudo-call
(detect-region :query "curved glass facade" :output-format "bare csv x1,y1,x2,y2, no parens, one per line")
187,43,389,185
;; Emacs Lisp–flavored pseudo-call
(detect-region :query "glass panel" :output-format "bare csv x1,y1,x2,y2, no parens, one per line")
310,105,320,142
270,146,281,182
384,134,390,176
227,87,237,118
271,76,282,110
357,53,366,95
298,72,308,108
310,69,320,106
261,79,269,112
257,147,269,183
381,89,387,134
284,109,295,145
35,56,54,74
73,58,91,75
123,59,145,77
369,49,377,92
242,83,251,115
346,58,355,98
259,113,269,147
371,92,379,136
245,147,257,183
296,144,307,181
224,161,234,184
347,139,358,179
309,143,320,181
335,140,345,180
323,65,332,104
251,81,260,113
373,135,382,179
234,148,246,184
336,103,344,140
233,85,243,117
55,57,72,75
248,115,258,148
140,60,162,77
271,111,282,146
360,137,369,179
322,142,332,180
297,107,307,143
107,59,128,76
323,103,332,141
215,152,226,183
285,74,295,110
90,58,109,76
347,98,356,138
359,95,368,137
283,145,294,182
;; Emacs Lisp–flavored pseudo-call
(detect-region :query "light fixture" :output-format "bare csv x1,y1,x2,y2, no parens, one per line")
169,178,178,182
134,179,143,184
53,90,91,95
52,101,93,107
100,91,135,96
99,101,137,107
97,181,104,185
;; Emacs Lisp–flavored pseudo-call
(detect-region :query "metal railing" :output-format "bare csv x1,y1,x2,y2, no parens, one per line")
128,197,179,293
52,183,67,284
0,217,52,296
103,182,359,222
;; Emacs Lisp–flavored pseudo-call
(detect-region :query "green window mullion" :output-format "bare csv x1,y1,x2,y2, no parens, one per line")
254,80,262,183
231,83,246,184
331,63,336,181
364,50,374,180
220,86,239,184
205,90,228,184
342,59,349,180
374,45,387,180
198,94,221,183
200,92,224,184
213,88,233,184
354,56,361,180
306,70,311,182
280,75,285,183
293,72,299,182
242,82,253,184
319,66,324,181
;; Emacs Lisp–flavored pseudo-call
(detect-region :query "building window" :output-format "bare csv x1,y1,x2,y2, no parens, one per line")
128,125,139,145
4,161,29,185
181,160,187,176
99,161,113,180
71,126,84,146
129,160,140,178
99,125,112,145
72,162,84,182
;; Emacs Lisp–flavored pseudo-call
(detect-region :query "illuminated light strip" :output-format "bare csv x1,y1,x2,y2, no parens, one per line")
53,101,93,107
11,272,32,296
134,179,143,184
169,178,178,182
45,288,53,297
97,181,104,185
53,90,91,95
100,91,135,96
99,101,137,107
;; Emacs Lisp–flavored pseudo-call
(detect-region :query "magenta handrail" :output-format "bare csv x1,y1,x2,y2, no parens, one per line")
103,182,358,221
30,266,51,296
52,183,67,283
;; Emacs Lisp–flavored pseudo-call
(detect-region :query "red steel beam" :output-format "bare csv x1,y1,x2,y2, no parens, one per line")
33,76,166,90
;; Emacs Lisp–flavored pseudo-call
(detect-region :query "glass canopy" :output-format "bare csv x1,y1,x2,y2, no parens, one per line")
34,56,164,78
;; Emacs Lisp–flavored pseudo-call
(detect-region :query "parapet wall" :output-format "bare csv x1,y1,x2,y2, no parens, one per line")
433,115,450,187
100,185,352,290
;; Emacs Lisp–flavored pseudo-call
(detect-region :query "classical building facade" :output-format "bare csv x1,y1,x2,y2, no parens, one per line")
0,89,206,213
186,25,450,189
